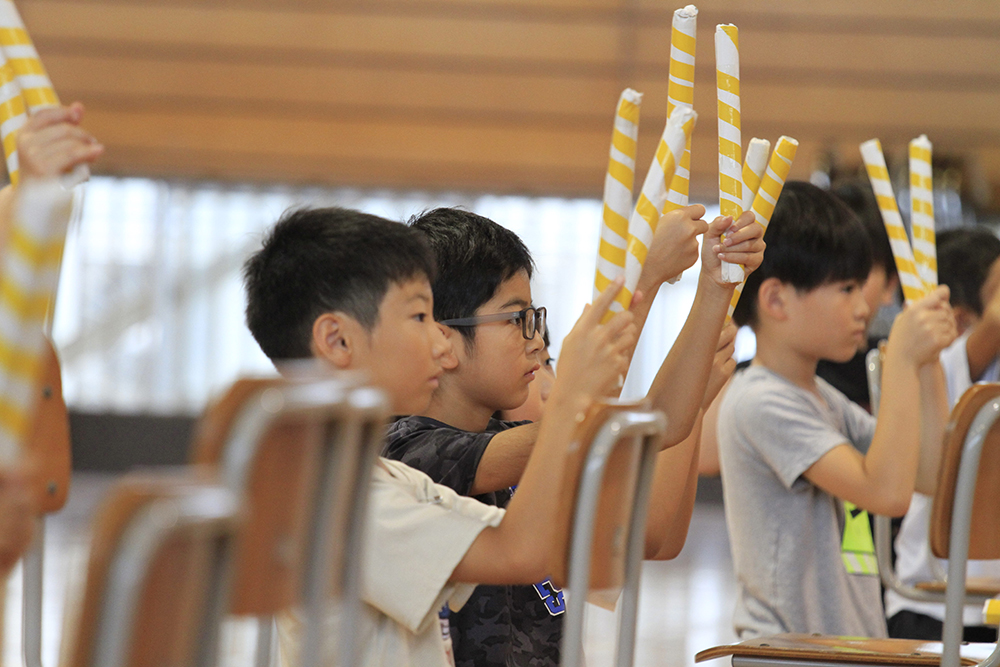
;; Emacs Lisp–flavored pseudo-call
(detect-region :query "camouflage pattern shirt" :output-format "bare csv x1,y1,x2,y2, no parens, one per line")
384,416,564,667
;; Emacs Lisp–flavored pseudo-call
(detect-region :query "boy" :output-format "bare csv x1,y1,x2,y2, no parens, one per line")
386,205,764,666
720,181,956,639
887,227,1000,642
242,206,638,667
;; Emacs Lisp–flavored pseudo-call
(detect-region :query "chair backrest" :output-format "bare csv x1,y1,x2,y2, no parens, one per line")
66,474,240,667
549,400,666,667
190,377,321,616
26,338,71,513
930,382,1000,560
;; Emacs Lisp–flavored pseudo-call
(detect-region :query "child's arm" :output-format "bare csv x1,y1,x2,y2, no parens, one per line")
451,278,638,584
627,205,709,346
644,323,736,558
697,375,730,477
468,422,539,494
803,287,956,516
644,211,763,446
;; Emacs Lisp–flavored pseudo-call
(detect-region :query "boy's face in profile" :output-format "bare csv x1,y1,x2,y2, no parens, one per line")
785,278,870,363
352,277,449,415
449,269,544,412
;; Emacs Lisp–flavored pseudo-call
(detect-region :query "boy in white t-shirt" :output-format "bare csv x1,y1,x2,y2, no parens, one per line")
241,206,637,667
887,227,1000,642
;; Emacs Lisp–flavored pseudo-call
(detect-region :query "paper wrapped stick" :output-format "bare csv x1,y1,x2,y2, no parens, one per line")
727,136,798,321
664,5,697,213
0,0,88,186
0,51,25,185
716,24,743,283
602,106,696,321
860,139,925,305
909,134,936,288
741,138,770,212
594,89,642,300
0,180,72,463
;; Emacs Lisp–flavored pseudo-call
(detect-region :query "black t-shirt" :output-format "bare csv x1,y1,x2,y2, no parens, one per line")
384,416,563,667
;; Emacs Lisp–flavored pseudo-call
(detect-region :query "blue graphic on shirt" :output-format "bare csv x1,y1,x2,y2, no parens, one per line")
533,579,566,616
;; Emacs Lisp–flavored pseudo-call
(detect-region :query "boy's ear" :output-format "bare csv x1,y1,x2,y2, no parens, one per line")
311,312,357,369
437,323,460,370
757,277,790,322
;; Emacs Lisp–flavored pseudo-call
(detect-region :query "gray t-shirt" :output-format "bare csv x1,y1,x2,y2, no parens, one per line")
718,365,886,639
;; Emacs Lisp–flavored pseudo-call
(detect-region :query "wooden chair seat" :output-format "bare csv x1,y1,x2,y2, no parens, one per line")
915,576,1000,597
695,634,978,666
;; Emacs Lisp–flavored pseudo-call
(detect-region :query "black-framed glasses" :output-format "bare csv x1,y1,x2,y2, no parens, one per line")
440,306,547,341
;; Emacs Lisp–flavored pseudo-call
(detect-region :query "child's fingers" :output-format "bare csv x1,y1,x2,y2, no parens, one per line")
722,220,763,247
602,309,635,342
587,276,626,325
728,210,757,232
22,105,82,133
718,322,738,349
684,203,707,221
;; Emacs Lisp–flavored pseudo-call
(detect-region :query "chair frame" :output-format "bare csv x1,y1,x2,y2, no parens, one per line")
559,404,667,667
205,373,388,667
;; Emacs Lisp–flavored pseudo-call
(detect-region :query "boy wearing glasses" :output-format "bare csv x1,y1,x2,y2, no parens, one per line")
385,206,765,667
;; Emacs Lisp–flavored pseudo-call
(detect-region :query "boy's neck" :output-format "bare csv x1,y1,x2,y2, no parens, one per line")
753,329,821,395
422,376,496,432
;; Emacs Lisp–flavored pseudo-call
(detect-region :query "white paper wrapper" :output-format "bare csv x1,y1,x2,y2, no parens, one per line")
909,134,936,288
716,24,743,283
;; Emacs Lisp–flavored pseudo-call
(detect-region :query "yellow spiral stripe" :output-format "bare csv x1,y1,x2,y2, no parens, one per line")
664,6,697,213
909,135,936,288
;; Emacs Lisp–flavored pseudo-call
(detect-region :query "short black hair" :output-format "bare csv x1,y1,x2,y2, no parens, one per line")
832,178,897,283
733,181,873,329
937,227,1000,316
243,206,435,361
409,207,534,345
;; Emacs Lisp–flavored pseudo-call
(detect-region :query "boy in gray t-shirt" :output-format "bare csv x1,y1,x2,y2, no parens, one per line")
719,182,956,639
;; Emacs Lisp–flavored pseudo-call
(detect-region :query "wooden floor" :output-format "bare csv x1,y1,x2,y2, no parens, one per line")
1,473,738,667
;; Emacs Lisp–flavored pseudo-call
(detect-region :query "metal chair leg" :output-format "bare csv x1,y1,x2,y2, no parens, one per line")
22,516,45,667
253,616,275,667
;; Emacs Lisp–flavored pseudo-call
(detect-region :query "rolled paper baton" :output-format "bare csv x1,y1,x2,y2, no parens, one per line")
741,138,770,212
595,89,642,301
0,50,25,185
909,134,936,288
861,139,925,305
716,24,743,283
602,106,696,322
664,4,697,213
0,0,88,186
0,179,73,463
727,136,798,322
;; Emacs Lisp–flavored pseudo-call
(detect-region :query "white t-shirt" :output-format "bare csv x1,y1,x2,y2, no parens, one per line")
885,332,1000,625
279,458,505,667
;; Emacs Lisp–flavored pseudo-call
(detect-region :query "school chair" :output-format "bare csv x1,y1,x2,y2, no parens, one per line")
694,382,1000,667
22,339,72,667
190,369,389,667
65,473,241,667
865,347,1000,609
548,399,668,667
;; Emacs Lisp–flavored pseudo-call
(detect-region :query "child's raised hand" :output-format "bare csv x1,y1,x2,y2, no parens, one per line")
701,211,766,286
889,286,958,366
639,205,709,287
552,276,638,407
17,103,103,181
703,323,738,409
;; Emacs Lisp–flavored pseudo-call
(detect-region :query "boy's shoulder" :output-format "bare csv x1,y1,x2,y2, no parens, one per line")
384,415,528,496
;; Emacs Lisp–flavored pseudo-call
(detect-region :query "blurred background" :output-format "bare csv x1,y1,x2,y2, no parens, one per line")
15,0,999,465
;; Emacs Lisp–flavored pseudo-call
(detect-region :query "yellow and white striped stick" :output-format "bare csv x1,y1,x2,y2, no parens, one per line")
0,0,88,186
861,139,925,305
0,179,72,462
727,136,798,321
664,5,697,213
603,106,696,321
741,138,770,212
716,24,743,283
595,89,642,300
0,49,25,186
909,134,936,288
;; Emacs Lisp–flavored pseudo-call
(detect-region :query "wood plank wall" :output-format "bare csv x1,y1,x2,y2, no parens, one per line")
21,0,1000,205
